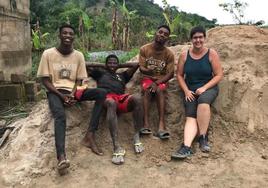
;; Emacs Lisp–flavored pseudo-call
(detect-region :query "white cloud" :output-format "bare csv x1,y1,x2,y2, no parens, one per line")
154,0,268,25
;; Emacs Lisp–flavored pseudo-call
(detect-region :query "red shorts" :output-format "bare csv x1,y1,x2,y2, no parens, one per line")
74,89,85,100
141,78,167,91
106,93,131,113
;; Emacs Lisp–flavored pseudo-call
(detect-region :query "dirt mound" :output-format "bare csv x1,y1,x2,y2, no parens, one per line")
0,25,268,188
207,25,268,132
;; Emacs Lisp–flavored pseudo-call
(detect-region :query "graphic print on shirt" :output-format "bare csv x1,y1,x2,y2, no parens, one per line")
146,57,166,75
52,63,77,80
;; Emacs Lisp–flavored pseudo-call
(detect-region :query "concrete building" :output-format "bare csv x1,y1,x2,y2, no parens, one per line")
0,0,31,81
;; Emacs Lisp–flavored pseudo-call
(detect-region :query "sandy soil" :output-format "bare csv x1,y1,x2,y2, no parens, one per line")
0,25,268,188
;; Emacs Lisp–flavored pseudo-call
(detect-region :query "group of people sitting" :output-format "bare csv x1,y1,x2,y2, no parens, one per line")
37,23,223,171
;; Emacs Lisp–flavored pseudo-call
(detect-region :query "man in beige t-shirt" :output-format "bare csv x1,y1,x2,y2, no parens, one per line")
37,24,107,172
139,25,175,139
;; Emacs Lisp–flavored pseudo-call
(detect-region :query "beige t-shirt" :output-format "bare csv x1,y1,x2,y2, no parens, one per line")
139,43,175,79
37,47,87,91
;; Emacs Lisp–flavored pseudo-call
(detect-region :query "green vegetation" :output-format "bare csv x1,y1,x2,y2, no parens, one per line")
30,0,217,50
87,48,139,64
30,0,217,78
0,104,30,126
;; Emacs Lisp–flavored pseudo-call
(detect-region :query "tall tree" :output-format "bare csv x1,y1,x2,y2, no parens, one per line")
109,0,119,49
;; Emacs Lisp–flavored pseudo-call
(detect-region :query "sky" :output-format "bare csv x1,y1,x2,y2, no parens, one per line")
154,0,268,25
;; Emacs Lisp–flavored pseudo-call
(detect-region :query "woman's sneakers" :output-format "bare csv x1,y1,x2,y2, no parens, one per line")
171,144,193,159
171,135,210,160
198,134,210,153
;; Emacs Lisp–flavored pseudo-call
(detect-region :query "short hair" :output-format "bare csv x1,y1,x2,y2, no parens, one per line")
190,26,206,39
157,25,171,34
105,54,119,65
59,24,75,34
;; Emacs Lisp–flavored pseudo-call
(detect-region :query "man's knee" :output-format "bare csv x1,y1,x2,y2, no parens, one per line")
97,88,107,100
105,99,117,110
155,87,166,95
143,89,151,97
130,94,142,107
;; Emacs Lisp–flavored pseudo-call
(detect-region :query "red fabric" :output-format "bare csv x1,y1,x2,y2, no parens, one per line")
74,88,86,100
106,93,131,113
141,78,167,91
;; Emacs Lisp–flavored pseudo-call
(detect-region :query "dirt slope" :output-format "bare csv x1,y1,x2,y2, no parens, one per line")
0,25,268,188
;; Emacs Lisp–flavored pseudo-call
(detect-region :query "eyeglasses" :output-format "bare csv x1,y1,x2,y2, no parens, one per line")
192,35,204,40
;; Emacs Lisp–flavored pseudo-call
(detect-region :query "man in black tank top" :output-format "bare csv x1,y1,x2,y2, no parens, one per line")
86,54,144,165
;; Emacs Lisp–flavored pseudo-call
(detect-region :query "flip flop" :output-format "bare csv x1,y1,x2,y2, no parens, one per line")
112,149,126,165
134,142,144,153
57,159,70,170
154,130,170,140
139,128,152,135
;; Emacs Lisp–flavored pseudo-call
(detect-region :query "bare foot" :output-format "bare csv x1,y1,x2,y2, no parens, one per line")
82,132,103,156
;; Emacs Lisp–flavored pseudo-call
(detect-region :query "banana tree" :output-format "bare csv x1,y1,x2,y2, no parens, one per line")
31,29,49,50
109,0,118,49
81,11,93,50
120,0,137,50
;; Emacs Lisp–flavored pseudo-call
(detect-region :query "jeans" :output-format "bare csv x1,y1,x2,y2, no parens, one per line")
47,88,107,159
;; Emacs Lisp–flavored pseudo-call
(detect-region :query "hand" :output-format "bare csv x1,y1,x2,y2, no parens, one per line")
185,90,196,102
63,95,77,106
149,82,158,93
147,65,156,71
195,86,207,96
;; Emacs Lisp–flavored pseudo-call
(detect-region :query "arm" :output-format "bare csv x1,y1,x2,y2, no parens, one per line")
176,51,195,102
42,74,83,105
85,62,105,80
86,62,105,73
139,48,154,76
41,77,74,105
125,63,139,79
85,62,105,68
195,49,223,95
118,62,139,68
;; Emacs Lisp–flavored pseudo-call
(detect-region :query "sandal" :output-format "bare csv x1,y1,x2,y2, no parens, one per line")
134,142,144,153
154,130,170,140
112,149,126,165
139,128,152,135
57,159,70,170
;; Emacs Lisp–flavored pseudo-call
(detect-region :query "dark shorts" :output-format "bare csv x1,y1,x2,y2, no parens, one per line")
184,86,219,118
106,93,131,113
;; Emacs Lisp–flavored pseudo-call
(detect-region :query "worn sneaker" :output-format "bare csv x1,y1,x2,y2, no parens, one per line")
171,144,193,159
199,134,210,152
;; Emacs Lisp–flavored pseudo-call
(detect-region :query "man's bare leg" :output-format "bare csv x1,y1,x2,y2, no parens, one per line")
156,89,166,131
128,94,144,153
143,90,152,130
105,99,125,164
82,131,103,155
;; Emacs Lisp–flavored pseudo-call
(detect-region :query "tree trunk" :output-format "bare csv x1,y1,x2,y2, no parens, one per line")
123,20,129,51
112,7,118,49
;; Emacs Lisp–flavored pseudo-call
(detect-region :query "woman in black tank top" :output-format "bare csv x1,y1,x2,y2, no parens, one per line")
171,26,223,159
